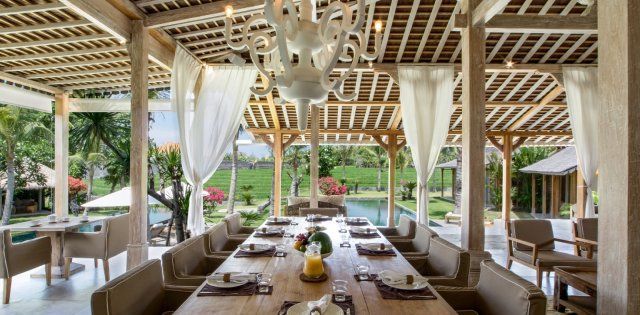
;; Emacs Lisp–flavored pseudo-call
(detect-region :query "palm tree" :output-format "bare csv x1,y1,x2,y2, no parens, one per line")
70,152,106,201
364,146,387,191
284,145,308,196
335,145,355,180
226,128,242,214
0,107,51,225
396,147,411,178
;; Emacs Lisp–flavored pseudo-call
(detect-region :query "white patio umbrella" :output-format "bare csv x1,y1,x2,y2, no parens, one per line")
159,182,209,200
82,187,162,208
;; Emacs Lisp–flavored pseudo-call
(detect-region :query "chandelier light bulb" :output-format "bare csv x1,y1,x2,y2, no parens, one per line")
375,20,383,33
505,60,515,69
368,61,373,68
225,5,234,18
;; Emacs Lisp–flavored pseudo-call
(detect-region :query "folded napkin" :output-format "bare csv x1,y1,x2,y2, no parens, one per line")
379,270,428,286
207,272,254,284
352,227,376,234
307,294,332,314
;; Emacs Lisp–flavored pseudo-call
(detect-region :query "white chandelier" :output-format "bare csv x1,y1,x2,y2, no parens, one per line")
224,0,382,130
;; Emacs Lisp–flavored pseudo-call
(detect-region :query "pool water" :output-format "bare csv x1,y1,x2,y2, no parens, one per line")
345,199,417,226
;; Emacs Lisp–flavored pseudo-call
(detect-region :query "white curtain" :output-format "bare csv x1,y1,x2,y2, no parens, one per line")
172,47,258,235
563,66,599,218
398,66,455,225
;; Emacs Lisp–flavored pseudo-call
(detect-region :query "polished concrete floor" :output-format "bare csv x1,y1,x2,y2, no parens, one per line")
1,220,578,314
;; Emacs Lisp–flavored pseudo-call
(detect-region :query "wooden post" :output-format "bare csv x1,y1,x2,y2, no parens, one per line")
127,20,149,270
530,174,536,214
451,168,457,199
309,105,319,208
501,135,512,226
440,168,445,197
54,92,69,217
575,166,587,218
541,175,547,216
387,134,397,228
598,2,640,312
273,132,283,216
551,176,561,218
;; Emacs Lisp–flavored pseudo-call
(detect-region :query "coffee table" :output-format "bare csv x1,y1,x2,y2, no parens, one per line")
553,266,597,314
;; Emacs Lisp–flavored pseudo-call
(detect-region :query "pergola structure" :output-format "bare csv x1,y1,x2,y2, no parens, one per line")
0,1,637,313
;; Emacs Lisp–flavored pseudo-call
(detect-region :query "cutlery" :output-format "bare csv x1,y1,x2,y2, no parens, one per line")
397,292,435,300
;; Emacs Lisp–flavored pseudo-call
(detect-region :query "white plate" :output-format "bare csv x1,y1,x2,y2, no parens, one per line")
286,302,344,315
206,272,249,288
255,227,282,234
362,243,394,251
351,227,377,234
379,271,429,291
238,244,271,253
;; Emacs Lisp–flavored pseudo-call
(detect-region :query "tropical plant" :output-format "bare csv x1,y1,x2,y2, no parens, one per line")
226,128,241,214
239,210,264,226
335,145,355,180
69,152,106,201
240,185,254,206
0,106,51,225
285,145,308,196
486,152,503,210
318,177,347,195
70,112,129,158
511,147,555,209
204,187,225,210
363,146,387,191
396,147,412,176
310,146,338,178
401,180,417,200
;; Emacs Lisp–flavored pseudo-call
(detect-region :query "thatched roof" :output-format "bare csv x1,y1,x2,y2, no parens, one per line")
519,147,577,176
436,147,501,169
0,164,55,190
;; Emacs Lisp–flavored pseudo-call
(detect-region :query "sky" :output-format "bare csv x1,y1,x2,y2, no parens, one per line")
149,112,271,158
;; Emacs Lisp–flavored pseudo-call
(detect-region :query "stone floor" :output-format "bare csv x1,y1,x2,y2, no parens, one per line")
1,220,578,315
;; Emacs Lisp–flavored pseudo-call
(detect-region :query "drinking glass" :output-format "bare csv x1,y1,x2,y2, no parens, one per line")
356,264,370,281
275,244,286,257
336,213,344,222
332,280,349,302
340,233,351,247
257,273,272,293
339,222,347,233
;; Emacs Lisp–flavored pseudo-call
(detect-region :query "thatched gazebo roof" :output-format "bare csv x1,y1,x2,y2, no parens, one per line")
519,146,577,176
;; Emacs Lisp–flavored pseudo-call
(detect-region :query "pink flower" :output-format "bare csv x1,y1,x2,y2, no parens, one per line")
319,177,347,196
204,187,225,206
68,176,87,195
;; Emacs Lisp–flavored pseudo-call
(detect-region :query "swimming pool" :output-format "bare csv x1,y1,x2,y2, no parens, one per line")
345,199,417,226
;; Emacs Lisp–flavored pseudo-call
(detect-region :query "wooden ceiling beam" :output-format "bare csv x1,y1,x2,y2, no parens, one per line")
247,100,565,107
247,128,571,138
0,21,92,35
455,13,597,34
507,85,565,131
0,3,68,16
144,0,263,28
471,0,512,26
0,46,126,62
0,71,63,94
2,57,130,72
0,34,114,50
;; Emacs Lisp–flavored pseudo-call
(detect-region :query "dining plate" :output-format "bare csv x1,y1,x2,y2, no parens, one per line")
206,272,249,288
379,270,429,290
238,243,271,253
362,243,394,251
351,227,377,234
286,302,344,315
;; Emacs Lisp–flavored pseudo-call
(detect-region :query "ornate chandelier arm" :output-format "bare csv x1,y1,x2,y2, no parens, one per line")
358,28,381,61
344,0,366,34
332,88,357,102
322,39,361,94
319,34,349,91
273,24,294,87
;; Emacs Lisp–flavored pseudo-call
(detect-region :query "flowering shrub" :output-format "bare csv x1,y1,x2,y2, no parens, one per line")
68,176,87,196
318,177,347,195
204,187,225,210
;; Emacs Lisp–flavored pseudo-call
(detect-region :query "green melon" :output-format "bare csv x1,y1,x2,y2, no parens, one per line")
308,231,333,254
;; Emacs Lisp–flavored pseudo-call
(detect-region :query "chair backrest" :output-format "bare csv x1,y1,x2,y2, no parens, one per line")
299,208,339,217
476,260,547,315
223,213,243,235
396,215,417,238
424,237,469,281
105,213,130,259
0,229,51,278
509,219,555,251
91,259,165,315
286,201,347,216
411,223,438,254
161,235,209,284
576,218,598,241
205,223,234,252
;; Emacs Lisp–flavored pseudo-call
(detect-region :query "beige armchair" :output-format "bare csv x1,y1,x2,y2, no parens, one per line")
411,237,470,287
222,213,254,238
299,208,339,217
0,229,51,304
506,219,596,287
63,213,129,281
437,260,547,315
91,259,192,315
162,234,226,289
390,223,438,257
204,222,245,256
378,214,417,241
572,218,598,259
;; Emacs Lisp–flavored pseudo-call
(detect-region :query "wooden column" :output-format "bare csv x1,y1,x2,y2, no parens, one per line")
309,105,319,208
501,135,512,225
127,20,149,270
530,174,536,214
551,176,561,218
54,92,69,217
599,2,640,312
451,168,456,199
541,175,547,216
387,134,397,228
440,168,445,197
273,132,283,216
575,166,587,218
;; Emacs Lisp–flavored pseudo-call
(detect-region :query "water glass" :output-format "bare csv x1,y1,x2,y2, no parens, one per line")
257,273,272,293
338,222,347,233
275,244,286,257
336,213,344,222
340,233,351,247
356,264,370,281
332,280,349,302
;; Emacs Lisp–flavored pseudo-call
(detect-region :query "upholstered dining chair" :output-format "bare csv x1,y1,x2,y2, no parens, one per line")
412,236,470,287
506,219,596,287
572,218,598,259
437,260,547,315
91,259,192,315
204,222,245,256
222,212,254,238
390,223,438,257
0,229,52,304
162,233,226,289
378,214,417,241
63,213,129,281
299,207,339,217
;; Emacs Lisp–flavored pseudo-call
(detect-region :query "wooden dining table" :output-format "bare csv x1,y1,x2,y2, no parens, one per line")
174,217,456,315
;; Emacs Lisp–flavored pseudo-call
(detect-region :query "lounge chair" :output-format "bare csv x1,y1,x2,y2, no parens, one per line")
299,207,339,217
389,223,438,269
572,218,598,259
377,214,417,240
411,236,470,287
222,213,254,238
506,219,596,287
204,222,245,256
161,234,226,288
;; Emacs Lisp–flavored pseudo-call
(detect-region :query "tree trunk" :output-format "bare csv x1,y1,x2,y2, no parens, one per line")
1,145,15,225
377,164,382,192
227,131,239,214
454,149,463,214
342,160,347,180
86,166,94,201
269,164,275,216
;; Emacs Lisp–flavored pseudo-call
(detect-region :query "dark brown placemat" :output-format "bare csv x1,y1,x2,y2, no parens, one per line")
197,282,257,297
277,296,355,315
253,231,285,238
346,220,369,226
349,231,379,239
265,220,292,225
373,277,436,300
305,217,332,222
234,246,276,258
355,244,396,256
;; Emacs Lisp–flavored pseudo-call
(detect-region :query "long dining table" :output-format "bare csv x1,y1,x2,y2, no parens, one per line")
174,216,457,314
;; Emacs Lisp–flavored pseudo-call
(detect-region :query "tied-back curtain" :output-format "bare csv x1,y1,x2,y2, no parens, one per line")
172,46,258,235
563,66,599,218
398,66,455,225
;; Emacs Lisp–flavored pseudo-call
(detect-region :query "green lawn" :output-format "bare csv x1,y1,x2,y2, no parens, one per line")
396,196,455,220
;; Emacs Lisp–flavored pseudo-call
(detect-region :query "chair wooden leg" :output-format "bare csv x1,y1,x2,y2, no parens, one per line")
103,259,110,282
536,268,542,288
45,263,51,286
64,258,72,280
3,277,11,304
94,259,98,268
506,258,513,270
